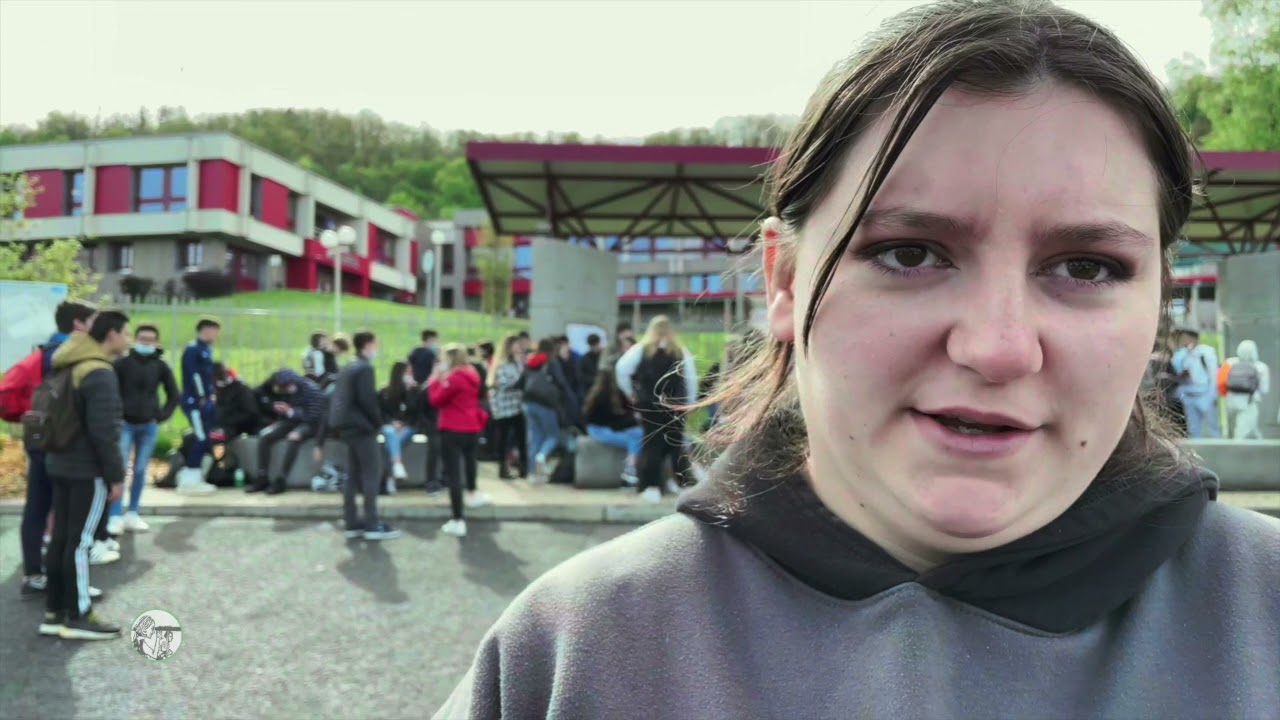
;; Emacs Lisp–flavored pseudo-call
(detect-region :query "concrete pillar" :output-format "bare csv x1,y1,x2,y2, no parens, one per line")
300,195,316,238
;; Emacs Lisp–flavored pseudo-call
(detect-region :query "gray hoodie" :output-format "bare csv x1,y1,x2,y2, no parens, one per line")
436,443,1280,718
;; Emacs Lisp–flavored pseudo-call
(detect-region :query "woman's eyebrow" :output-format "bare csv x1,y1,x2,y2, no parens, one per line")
859,205,1155,249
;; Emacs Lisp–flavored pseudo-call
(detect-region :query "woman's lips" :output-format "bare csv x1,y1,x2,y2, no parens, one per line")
910,410,1037,458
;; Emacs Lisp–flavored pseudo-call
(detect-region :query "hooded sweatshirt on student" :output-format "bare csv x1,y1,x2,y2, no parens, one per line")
434,427,1280,719
45,333,126,486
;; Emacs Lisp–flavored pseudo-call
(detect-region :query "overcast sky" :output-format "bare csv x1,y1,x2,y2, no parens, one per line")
0,0,1212,139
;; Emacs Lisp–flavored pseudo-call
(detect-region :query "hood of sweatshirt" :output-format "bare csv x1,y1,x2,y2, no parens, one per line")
678,417,1217,634
51,331,112,370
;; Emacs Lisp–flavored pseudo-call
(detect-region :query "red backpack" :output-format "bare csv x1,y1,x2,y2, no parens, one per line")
0,350,44,423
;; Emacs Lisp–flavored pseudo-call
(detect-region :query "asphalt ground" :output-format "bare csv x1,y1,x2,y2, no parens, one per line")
0,515,632,719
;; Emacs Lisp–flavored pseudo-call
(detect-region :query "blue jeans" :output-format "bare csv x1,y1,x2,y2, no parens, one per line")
587,424,643,459
114,422,158,516
381,424,414,461
1183,393,1221,439
524,403,561,472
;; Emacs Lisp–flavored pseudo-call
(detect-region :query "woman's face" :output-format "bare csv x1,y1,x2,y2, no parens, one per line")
768,83,1164,569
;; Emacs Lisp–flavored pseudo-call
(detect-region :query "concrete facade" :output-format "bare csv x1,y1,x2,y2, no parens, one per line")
529,238,619,342
1,134,420,302
1217,251,1280,439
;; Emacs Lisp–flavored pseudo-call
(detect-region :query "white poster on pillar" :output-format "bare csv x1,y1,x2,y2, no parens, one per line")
565,323,607,356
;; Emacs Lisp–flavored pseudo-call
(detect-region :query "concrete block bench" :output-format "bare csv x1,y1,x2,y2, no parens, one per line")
574,437,629,489
227,433,432,490
1182,439,1280,492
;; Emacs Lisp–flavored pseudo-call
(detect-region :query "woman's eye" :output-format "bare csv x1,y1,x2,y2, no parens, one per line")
1047,258,1116,283
871,244,947,273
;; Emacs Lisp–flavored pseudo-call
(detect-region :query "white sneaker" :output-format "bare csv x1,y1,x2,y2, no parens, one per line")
665,479,682,495
386,477,398,495
105,516,124,536
621,470,638,486
89,541,121,565
123,512,150,533
641,487,663,504
465,492,492,509
175,468,217,494
534,454,550,478
392,461,407,480
104,537,120,553
441,519,467,537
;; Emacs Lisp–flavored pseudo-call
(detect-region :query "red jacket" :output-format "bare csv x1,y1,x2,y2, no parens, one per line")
427,365,489,433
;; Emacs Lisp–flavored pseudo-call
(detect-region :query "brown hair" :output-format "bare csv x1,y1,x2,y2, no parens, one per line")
703,0,1199,487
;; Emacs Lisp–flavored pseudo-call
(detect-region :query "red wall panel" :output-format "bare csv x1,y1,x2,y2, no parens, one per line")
198,160,240,212
94,166,133,214
23,170,65,218
285,257,317,291
260,179,290,230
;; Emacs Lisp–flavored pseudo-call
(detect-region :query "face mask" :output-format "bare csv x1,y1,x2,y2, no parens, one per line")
367,351,379,361
134,344,156,356
403,375,415,386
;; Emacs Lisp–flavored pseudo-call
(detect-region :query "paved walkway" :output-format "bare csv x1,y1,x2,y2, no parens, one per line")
0,464,1275,523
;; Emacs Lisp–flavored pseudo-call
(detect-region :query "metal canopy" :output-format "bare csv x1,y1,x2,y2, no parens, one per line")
467,143,1279,258
466,142,777,241
1182,151,1280,258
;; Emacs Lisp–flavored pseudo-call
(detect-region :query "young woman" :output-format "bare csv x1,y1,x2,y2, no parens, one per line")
378,361,423,494
487,335,527,479
428,343,491,537
435,1,1280,716
521,338,574,481
582,361,642,485
614,316,698,503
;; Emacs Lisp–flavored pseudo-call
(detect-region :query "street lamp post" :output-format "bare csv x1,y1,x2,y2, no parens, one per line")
319,225,358,334
420,247,436,326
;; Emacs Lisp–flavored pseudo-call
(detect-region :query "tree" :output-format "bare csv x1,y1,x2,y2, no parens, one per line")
1167,0,1280,150
0,173,103,300
472,223,514,316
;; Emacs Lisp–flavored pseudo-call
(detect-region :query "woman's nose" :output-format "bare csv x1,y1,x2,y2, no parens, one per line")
945,278,1044,384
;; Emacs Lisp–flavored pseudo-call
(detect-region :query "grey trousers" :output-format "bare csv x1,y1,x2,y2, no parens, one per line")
341,433,381,530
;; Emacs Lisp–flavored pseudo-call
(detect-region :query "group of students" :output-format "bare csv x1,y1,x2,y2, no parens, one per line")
1146,326,1272,439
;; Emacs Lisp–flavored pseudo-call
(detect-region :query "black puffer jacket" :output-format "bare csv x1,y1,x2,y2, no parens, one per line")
114,348,180,424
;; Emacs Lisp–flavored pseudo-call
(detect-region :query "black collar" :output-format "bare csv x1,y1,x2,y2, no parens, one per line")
679,437,1216,634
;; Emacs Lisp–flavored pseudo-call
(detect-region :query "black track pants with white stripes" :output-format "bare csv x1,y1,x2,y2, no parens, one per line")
46,476,108,619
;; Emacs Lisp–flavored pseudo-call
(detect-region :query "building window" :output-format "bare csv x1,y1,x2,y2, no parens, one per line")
110,243,134,272
373,229,396,265
441,288,455,309
654,275,670,294
65,171,84,216
250,176,264,220
242,252,261,280
135,165,187,213
740,273,762,293
690,275,704,293
177,240,203,270
706,273,722,293
617,279,625,296
287,191,301,231
442,244,455,274
514,245,533,279
637,276,652,295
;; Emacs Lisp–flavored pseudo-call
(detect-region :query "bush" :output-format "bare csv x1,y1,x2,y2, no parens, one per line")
182,271,236,299
120,275,155,302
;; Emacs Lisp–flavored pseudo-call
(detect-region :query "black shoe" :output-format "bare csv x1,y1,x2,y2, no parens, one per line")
59,611,121,640
266,478,287,495
363,523,401,540
424,482,444,495
21,575,46,599
342,524,366,539
38,611,65,637
246,477,269,493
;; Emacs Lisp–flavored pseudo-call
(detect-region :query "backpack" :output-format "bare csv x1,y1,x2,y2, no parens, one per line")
0,349,44,423
21,362,85,453
520,366,561,409
1226,362,1261,395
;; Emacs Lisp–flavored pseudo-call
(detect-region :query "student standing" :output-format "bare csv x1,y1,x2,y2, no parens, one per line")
108,324,179,535
429,344,491,537
178,319,220,493
409,329,443,492
331,332,399,540
41,311,132,640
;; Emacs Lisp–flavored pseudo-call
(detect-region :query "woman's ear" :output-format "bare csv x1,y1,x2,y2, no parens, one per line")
761,217,796,344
